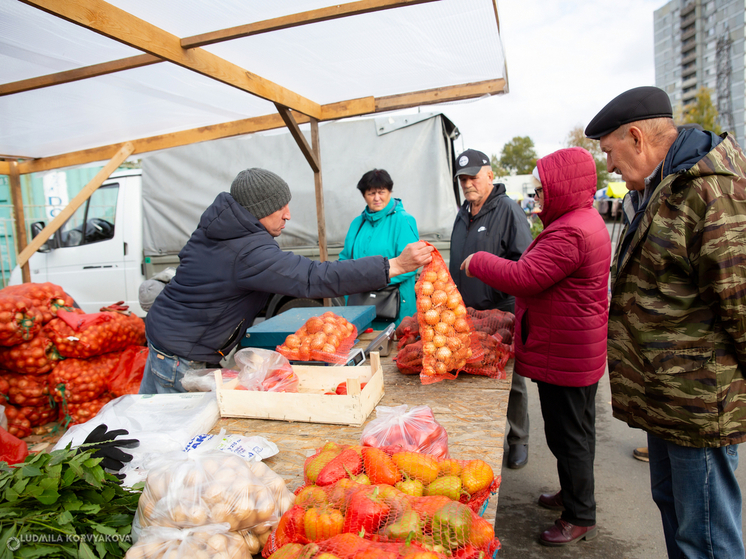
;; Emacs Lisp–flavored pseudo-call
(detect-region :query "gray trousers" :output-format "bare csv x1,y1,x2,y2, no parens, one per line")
506,371,530,447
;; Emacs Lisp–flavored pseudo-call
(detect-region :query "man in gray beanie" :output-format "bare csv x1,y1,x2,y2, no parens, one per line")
140,168,433,394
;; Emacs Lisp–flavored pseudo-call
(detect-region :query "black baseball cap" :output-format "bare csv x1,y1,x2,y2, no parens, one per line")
454,149,491,177
585,86,673,139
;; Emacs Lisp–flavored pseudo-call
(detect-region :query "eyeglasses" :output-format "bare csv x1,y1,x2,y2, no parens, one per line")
534,187,543,196
365,189,389,198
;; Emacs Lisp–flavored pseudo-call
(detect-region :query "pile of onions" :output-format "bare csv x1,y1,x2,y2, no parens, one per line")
415,265,472,376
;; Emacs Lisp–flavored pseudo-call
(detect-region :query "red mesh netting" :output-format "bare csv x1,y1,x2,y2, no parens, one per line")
4,404,32,438
1,282,74,324
395,315,419,350
48,352,121,404
413,244,483,384
395,341,423,375
264,446,500,557
59,392,113,426
0,294,43,347
262,444,501,557
277,311,358,364
1,371,51,406
44,311,146,358
0,335,63,375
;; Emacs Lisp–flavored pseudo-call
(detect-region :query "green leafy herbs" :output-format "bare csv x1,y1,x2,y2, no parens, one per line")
0,447,142,558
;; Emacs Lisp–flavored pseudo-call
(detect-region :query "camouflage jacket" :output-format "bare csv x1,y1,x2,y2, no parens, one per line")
608,133,746,447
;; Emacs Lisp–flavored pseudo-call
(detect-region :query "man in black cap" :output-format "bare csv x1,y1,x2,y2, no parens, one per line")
448,148,533,469
587,86,746,558
140,168,433,394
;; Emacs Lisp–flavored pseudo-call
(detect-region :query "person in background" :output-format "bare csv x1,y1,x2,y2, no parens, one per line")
140,168,433,394
585,85,746,559
448,148,533,470
339,169,419,328
461,147,611,546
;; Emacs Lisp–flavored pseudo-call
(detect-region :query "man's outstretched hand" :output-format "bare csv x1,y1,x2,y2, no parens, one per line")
389,241,434,277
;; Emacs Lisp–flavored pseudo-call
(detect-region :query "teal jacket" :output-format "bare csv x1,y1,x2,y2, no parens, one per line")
340,198,419,327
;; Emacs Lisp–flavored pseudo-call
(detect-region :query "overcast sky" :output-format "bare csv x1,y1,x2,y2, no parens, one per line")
438,0,665,161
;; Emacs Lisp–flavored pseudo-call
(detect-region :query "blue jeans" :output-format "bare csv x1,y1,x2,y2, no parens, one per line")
648,433,744,559
138,342,211,394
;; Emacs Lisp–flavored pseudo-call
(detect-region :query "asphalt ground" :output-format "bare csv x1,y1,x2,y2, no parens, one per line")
491,219,746,558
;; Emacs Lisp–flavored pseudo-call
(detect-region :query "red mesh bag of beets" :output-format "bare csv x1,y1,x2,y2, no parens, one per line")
44,310,146,358
60,392,114,426
1,282,74,324
3,372,51,406
48,353,117,404
394,340,423,375
461,331,512,380
107,345,148,396
276,311,358,364
0,294,43,347
395,315,419,350
0,335,63,375
414,244,483,384
467,307,515,346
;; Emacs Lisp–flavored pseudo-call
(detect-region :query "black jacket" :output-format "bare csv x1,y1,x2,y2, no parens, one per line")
449,183,532,312
146,193,389,363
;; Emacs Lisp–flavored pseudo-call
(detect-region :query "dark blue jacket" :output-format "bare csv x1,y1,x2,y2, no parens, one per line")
146,193,389,363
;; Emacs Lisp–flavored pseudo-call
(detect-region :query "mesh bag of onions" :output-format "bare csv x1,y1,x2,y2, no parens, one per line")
276,312,357,364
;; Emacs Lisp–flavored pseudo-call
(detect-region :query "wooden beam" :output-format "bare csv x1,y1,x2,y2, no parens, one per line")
310,118,328,264
275,104,320,173
375,78,507,112
181,0,440,48
15,142,134,268
8,162,30,283
21,0,321,119
0,161,9,175
7,80,504,175
0,54,161,97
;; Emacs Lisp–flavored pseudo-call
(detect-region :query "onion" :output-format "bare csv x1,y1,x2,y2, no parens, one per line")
437,268,450,283
322,323,336,335
433,334,447,348
424,309,440,325
306,317,324,334
417,297,433,312
440,310,456,325
322,343,336,353
434,361,448,374
454,318,469,333
284,334,301,349
422,270,438,283
423,342,437,355
447,336,461,351
420,326,435,342
310,334,327,349
431,290,448,306
419,281,434,296
434,321,450,335
436,346,453,362
447,293,461,309
432,281,447,292
454,304,467,317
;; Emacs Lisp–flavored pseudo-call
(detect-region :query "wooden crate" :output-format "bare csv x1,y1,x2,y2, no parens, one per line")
215,352,385,426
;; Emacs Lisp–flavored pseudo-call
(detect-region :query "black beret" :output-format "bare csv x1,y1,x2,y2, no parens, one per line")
585,86,673,139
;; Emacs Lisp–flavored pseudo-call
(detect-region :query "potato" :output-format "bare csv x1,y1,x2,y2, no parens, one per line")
242,531,260,555
210,503,232,524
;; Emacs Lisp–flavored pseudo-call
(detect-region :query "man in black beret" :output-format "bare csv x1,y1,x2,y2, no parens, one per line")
586,87,746,557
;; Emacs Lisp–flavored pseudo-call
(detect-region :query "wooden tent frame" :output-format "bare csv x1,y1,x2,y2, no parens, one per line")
1,0,508,283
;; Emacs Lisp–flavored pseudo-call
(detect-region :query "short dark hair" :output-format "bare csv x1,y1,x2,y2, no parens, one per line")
357,169,393,195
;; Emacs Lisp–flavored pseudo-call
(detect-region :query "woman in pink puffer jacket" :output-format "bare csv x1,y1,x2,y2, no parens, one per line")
461,147,611,547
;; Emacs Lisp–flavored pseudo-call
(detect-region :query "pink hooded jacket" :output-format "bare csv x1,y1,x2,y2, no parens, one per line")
469,147,611,387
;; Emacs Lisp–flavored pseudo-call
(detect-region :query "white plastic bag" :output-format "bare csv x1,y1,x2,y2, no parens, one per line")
181,368,239,392
0,404,7,431
126,523,248,559
184,429,279,462
234,348,299,392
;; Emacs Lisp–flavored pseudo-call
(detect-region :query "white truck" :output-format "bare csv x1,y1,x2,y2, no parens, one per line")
10,112,461,317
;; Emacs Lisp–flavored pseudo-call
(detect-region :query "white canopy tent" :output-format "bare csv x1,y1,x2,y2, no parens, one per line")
0,0,508,280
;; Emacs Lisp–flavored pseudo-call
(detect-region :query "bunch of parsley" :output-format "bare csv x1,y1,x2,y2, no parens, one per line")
0,447,142,558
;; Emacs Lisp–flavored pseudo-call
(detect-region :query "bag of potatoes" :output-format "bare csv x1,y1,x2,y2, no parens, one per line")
126,523,247,559
135,451,294,536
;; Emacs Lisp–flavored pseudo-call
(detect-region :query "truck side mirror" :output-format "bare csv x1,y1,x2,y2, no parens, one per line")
30,221,55,252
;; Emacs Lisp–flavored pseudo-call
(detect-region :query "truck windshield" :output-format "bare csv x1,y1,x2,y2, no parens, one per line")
58,184,118,247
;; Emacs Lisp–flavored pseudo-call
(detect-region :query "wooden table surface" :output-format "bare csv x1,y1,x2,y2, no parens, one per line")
212,330,513,524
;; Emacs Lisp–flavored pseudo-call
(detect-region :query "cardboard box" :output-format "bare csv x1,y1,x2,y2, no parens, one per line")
215,352,384,426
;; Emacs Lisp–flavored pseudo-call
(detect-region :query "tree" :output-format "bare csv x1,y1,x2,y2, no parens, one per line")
565,126,610,190
678,87,722,134
498,136,538,175
490,154,508,178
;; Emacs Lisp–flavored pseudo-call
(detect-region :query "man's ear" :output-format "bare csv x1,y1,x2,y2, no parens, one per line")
628,126,645,153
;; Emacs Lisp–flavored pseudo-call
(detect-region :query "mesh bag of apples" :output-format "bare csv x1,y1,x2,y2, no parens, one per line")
277,312,358,364
413,245,483,384
263,443,500,559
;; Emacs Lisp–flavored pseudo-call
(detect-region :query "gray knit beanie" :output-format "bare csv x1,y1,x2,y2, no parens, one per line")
230,168,292,219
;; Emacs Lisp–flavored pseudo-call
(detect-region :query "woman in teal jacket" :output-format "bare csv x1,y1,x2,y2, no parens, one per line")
339,169,419,328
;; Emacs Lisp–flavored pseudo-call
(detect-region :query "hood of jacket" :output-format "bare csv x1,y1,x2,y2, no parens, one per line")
536,147,597,227
201,192,267,241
